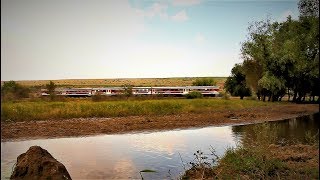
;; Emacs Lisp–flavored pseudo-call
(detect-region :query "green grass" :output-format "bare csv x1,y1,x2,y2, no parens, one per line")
1,98,270,122
182,123,319,180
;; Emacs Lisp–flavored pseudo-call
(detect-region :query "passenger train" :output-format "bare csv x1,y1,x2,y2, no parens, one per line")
41,86,220,97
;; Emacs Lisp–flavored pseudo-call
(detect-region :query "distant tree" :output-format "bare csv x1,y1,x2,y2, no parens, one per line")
192,78,217,86
122,84,133,99
45,81,56,100
224,64,251,99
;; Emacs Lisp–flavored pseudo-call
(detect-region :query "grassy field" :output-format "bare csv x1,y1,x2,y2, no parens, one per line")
1,98,270,122
1,77,227,88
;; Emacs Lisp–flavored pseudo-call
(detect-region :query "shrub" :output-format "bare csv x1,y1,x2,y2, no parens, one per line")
185,91,203,99
1,81,30,101
219,91,230,100
192,78,217,86
248,95,258,100
91,93,108,102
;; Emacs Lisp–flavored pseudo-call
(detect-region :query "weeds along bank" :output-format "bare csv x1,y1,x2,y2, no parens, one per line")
182,123,319,179
1,99,270,122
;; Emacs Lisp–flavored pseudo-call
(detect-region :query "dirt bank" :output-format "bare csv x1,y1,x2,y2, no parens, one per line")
1,103,318,141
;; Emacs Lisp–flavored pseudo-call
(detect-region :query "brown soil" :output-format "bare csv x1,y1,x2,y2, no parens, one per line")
1,103,318,141
269,144,319,171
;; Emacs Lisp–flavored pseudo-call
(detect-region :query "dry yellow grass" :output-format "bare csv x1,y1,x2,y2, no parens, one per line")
2,77,227,88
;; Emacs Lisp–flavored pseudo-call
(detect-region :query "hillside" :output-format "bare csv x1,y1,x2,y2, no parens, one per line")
2,77,227,88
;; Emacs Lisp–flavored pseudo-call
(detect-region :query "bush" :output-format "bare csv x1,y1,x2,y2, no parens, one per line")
248,95,258,100
192,78,217,86
91,93,108,102
1,81,30,101
219,91,230,100
185,91,203,99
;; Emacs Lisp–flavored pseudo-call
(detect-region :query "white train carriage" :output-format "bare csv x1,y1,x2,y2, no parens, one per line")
41,88,93,96
132,87,153,95
186,86,220,96
60,88,93,96
152,86,187,95
41,86,220,97
92,87,125,96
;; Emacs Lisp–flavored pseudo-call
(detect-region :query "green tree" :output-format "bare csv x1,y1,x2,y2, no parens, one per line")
225,64,251,99
239,1,319,102
45,81,56,100
122,84,133,99
258,72,286,102
241,19,273,100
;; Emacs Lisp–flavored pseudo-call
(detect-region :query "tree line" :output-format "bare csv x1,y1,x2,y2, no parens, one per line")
225,0,319,102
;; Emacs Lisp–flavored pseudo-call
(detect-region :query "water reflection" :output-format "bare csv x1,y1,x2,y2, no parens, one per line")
1,126,236,179
1,113,318,179
232,113,319,144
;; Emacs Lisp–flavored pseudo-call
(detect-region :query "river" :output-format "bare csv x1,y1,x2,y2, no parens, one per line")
1,113,318,179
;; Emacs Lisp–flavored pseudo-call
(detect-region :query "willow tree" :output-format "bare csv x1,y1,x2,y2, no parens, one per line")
240,19,273,100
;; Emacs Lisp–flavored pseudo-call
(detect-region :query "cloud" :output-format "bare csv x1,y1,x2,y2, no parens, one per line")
194,33,206,44
135,2,192,22
172,0,201,6
135,2,168,19
171,10,189,22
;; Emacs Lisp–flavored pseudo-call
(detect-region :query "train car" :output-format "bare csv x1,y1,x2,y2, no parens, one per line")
132,87,152,95
41,88,93,96
152,86,187,96
64,88,93,96
186,86,219,96
92,88,110,95
41,86,220,97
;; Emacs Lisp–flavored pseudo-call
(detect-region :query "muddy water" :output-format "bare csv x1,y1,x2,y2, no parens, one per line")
1,113,318,179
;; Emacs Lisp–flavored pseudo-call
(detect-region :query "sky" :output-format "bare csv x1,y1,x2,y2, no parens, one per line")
1,0,300,81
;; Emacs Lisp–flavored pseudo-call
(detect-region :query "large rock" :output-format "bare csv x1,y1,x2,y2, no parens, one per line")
10,146,72,180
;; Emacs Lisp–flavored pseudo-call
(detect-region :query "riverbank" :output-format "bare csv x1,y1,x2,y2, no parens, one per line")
1,102,318,141
182,122,319,179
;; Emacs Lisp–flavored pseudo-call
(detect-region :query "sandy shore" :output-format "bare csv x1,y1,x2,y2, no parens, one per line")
1,103,318,141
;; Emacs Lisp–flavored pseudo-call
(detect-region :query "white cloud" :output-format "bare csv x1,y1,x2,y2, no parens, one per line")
135,2,168,19
135,2,193,22
172,0,201,6
171,10,189,22
194,33,206,44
